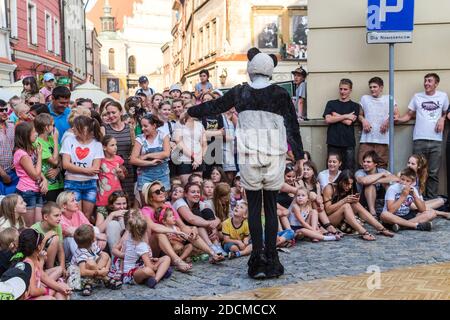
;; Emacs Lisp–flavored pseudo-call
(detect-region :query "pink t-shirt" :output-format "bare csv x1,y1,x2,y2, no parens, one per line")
39,87,53,102
13,149,40,192
61,210,92,235
141,203,180,225
96,155,125,206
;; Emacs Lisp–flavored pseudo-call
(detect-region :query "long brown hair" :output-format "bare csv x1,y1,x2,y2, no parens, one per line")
14,122,35,153
410,154,428,195
213,182,231,222
302,161,318,188
0,195,25,230
99,98,115,115
73,115,103,142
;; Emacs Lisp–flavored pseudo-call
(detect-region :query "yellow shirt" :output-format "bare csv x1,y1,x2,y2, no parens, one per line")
222,217,249,241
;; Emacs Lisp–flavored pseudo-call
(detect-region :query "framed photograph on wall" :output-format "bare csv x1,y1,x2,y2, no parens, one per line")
107,78,120,94
254,15,280,50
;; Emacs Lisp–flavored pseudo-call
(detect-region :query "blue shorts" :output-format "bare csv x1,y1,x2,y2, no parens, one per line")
0,169,19,195
223,242,237,253
16,190,43,209
64,180,97,204
277,229,295,241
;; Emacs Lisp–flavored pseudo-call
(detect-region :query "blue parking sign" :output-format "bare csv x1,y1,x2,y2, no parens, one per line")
367,0,414,31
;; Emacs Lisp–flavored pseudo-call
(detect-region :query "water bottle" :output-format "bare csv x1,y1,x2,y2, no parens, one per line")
67,265,81,291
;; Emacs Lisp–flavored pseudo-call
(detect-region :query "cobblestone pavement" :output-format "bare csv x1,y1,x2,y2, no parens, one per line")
73,218,450,300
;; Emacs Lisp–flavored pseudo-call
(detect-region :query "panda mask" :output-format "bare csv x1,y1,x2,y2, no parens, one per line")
246,47,278,89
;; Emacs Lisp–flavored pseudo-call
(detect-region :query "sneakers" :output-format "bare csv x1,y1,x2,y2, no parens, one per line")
265,249,284,279
228,252,237,260
391,223,401,233
247,251,267,279
416,222,432,231
211,244,227,256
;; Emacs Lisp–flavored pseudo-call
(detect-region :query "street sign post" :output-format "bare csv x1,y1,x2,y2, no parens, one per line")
366,0,415,174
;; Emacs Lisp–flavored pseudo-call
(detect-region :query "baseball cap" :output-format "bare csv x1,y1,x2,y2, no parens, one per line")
169,83,182,93
43,73,56,82
0,262,32,300
139,76,149,83
291,67,307,77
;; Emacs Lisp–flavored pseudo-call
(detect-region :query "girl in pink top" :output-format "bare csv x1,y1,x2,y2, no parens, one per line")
12,229,71,300
96,135,126,210
13,122,48,227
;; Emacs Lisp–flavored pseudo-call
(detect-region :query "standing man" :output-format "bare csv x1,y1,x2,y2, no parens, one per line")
396,73,449,199
136,76,155,98
323,79,360,171
358,77,399,168
47,86,71,144
291,67,307,120
0,103,17,195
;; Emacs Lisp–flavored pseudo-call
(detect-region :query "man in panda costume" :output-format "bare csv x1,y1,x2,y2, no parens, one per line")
183,48,305,279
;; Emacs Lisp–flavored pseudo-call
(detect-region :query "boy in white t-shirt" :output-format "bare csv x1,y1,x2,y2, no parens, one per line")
379,168,436,232
395,73,449,199
358,77,399,168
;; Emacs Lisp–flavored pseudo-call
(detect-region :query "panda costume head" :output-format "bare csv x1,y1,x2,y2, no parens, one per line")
246,48,278,87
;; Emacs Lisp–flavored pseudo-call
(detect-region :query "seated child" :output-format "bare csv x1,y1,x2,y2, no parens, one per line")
31,202,65,270
122,214,172,288
156,205,193,262
289,187,340,242
379,168,436,232
222,201,252,259
71,224,119,296
170,184,184,205
0,227,19,276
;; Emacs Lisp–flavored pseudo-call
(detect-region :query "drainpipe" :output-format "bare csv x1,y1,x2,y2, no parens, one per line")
60,0,66,63
84,0,90,82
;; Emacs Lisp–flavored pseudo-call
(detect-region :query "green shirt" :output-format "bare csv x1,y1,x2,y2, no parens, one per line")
31,222,63,244
37,136,64,191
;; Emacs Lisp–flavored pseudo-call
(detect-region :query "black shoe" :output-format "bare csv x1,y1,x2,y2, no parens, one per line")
265,249,284,278
416,222,432,231
247,251,267,279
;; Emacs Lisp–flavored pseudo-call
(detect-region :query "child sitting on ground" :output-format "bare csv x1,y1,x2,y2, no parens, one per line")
122,214,172,288
222,201,252,259
156,205,193,263
289,187,340,242
71,224,119,296
0,227,19,276
170,184,184,204
379,168,436,232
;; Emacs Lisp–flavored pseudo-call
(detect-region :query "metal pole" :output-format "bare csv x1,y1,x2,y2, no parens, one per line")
389,43,395,173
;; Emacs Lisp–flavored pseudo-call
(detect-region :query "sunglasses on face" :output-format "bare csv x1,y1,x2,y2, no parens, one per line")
152,187,166,195
0,107,8,112
27,101,37,106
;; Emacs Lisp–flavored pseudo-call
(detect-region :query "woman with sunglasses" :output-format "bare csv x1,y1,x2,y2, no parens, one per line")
21,76,45,105
141,181,224,272
130,114,171,203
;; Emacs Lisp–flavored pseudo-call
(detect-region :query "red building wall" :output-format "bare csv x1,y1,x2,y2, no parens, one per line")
11,0,71,80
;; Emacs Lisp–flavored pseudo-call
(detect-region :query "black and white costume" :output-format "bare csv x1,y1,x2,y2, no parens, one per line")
187,48,304,279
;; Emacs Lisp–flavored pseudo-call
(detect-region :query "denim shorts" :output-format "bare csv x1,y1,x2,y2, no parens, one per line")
223,242,237,253
16,190,43,209
137,164,170,191
64,180,97,204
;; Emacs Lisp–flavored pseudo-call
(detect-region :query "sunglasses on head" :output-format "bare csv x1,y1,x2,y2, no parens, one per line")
152,186,166,195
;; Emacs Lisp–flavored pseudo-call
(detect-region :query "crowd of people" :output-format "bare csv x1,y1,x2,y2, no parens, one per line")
0,67,449,300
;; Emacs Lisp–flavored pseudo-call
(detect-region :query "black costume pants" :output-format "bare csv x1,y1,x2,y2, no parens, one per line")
246,189,278,253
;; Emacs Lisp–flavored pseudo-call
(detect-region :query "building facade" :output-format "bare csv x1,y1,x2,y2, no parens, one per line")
6,0,72,82
86,19,102,87
166,0,308,90
88,0,172,98
0,0,16,85
62,0,87,84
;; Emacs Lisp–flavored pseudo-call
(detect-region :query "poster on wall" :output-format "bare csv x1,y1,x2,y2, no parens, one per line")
287,15,308,60
107,78,120,94
255,15,280,49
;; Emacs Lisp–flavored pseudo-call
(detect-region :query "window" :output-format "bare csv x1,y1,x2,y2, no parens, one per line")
203,25,207,57
199,28,203,60
45,12,53,52
27,1,38,45
191,32,196,63
109,49,115,70
252,7,308,60
54,18,60,55
211,19,217,54
6,0,18,38
206,23,210,56
128,56,136,74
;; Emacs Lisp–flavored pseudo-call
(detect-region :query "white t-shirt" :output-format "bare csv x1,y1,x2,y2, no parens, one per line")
173,122,204,163
60,135,104,181
123,235,151,273
173,198,208,212
318,170,341,191
355,168,389,193
408,91,449,141
383,183,422,217
159,121,178,140
360,95,396,144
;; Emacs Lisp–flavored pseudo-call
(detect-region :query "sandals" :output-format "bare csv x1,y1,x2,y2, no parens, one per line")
323,223,344,238
173,258,192,272
360,231,376,241
104,277,123,290
82,284,93,296
377,227,394,237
